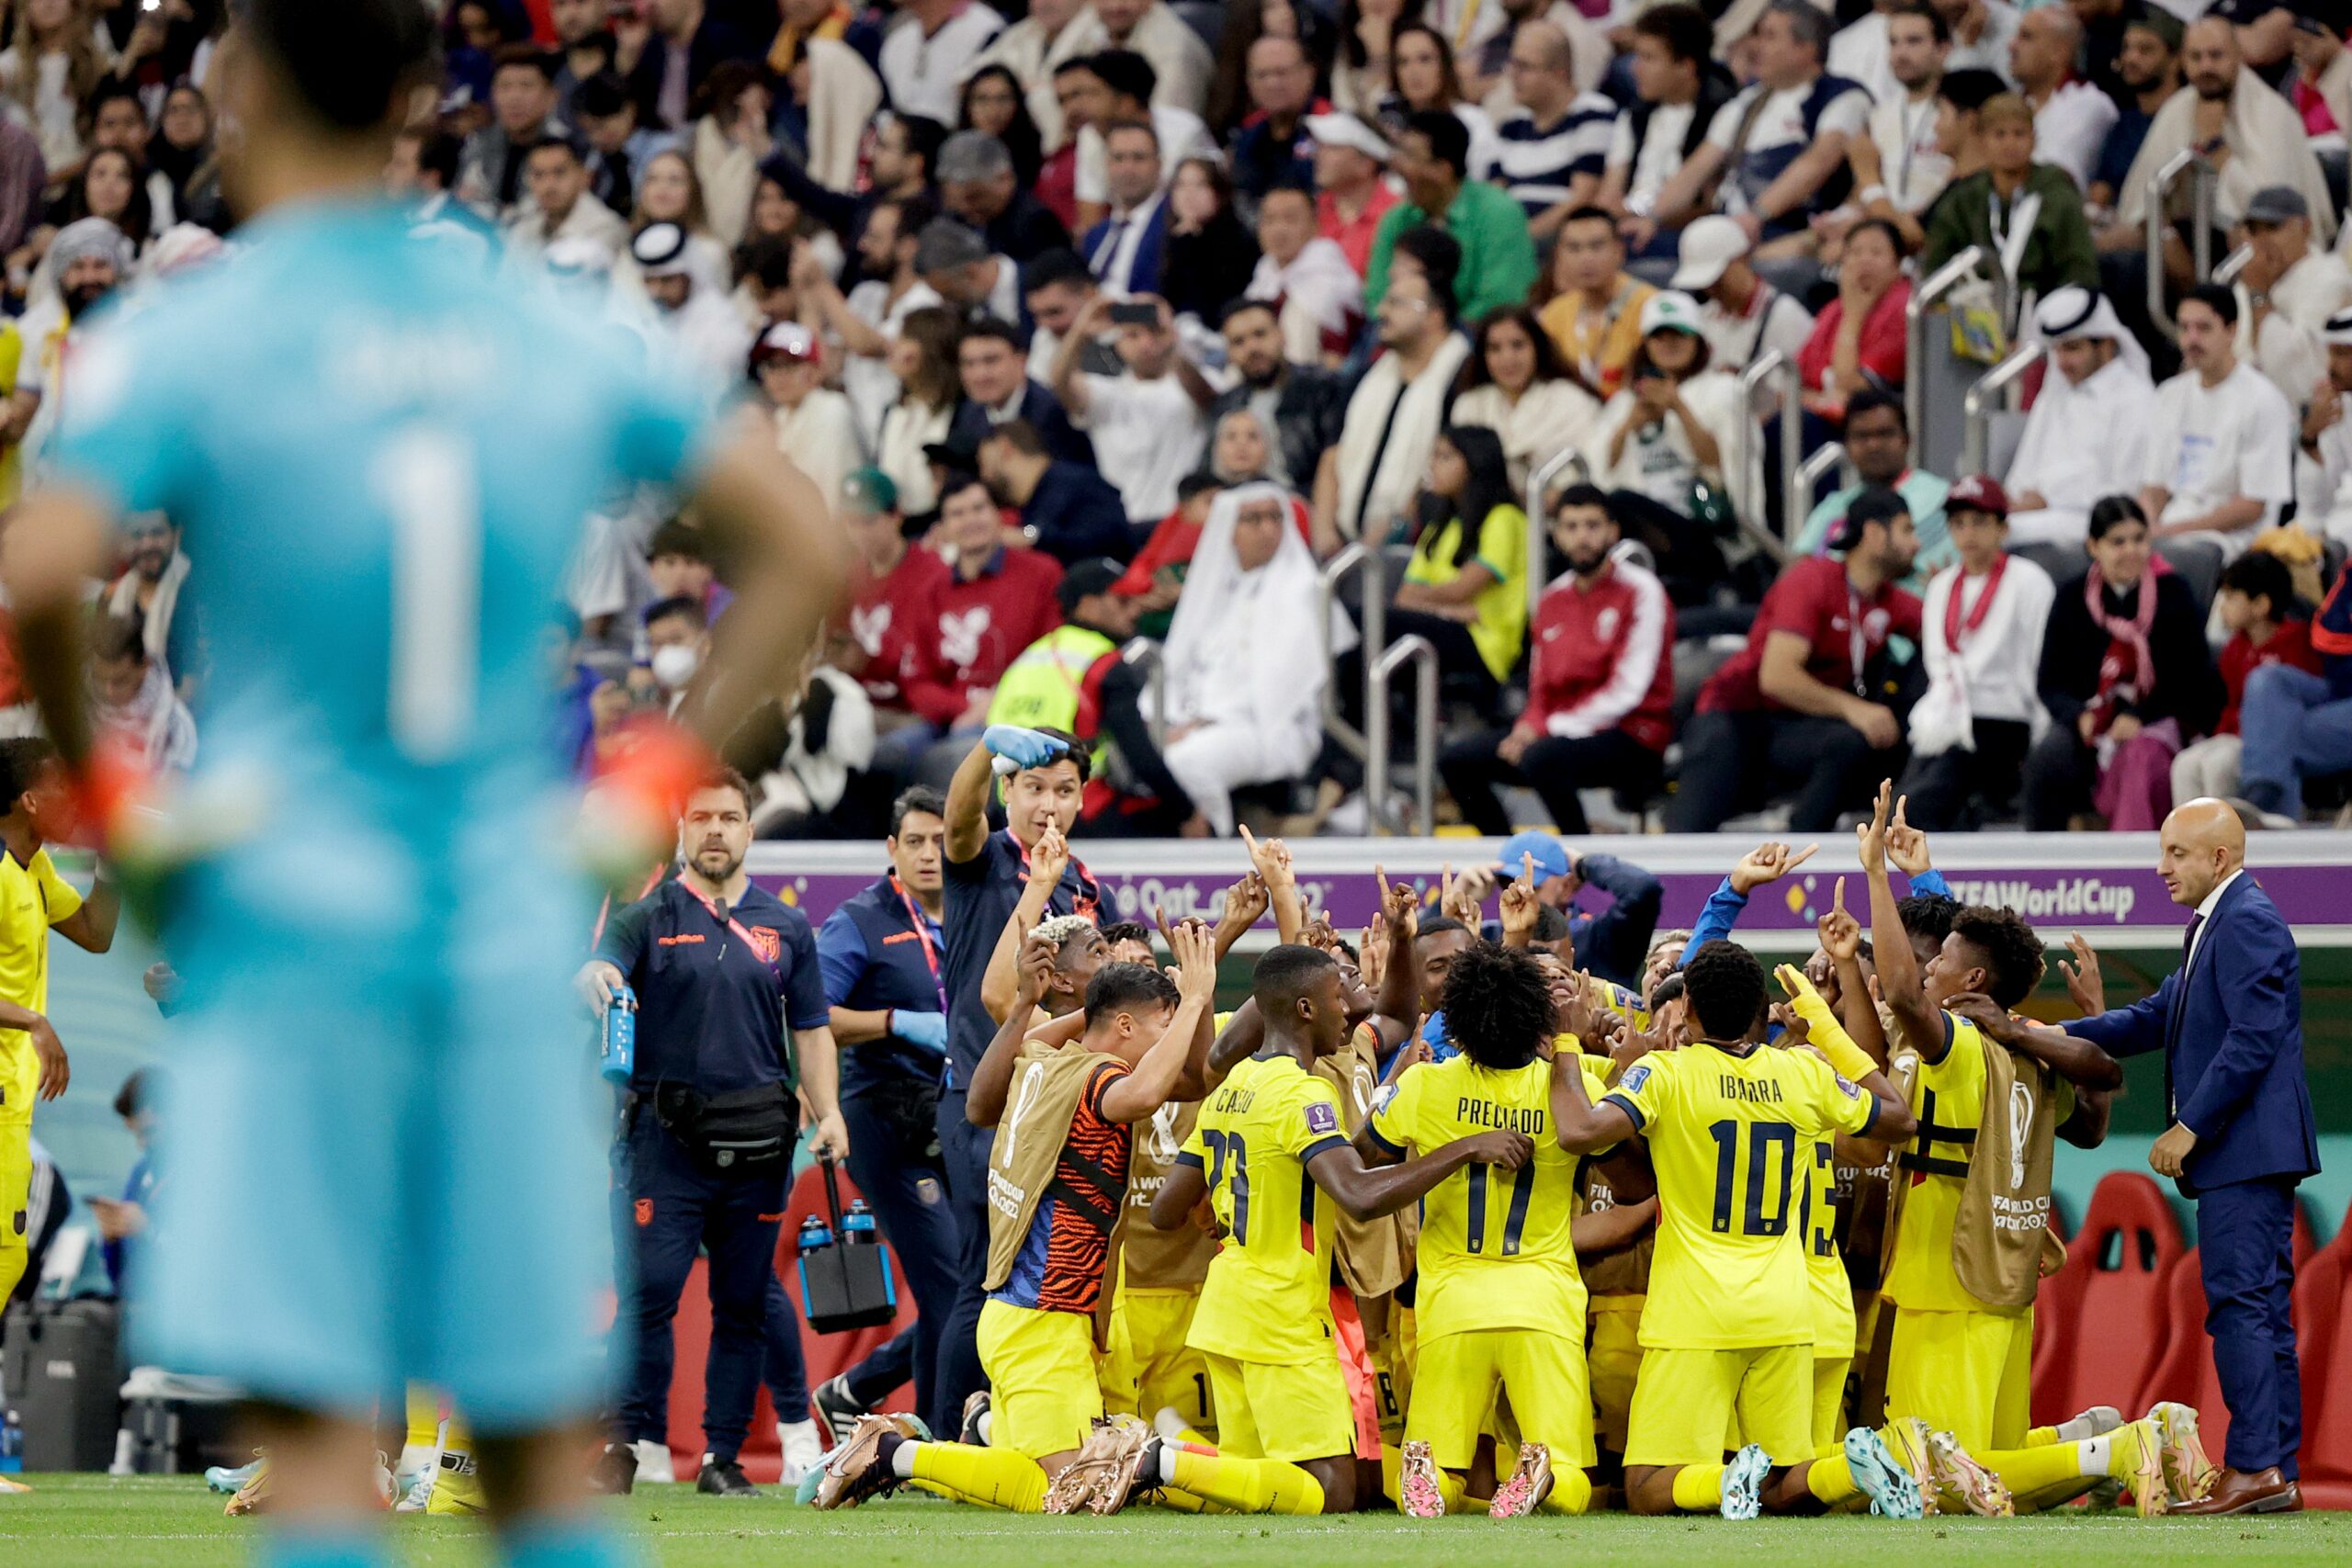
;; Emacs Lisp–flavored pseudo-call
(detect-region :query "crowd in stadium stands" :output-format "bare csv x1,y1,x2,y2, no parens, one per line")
14,0,2352,836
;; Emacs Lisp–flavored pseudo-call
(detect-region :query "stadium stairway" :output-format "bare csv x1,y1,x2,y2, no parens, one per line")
655,1161,921,1485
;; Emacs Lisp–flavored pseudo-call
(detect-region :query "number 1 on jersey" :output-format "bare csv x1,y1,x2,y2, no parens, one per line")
373,425,481,761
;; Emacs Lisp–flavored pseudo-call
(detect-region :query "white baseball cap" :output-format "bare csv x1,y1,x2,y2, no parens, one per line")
1668,214,1750,293
1638,289,1705,337
1304,112,1391,164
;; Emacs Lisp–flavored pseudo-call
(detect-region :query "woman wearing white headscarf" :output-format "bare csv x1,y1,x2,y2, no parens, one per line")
2005,287,2158,548
1157,481,1356,836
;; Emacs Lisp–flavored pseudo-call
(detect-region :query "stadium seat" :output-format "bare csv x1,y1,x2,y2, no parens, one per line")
2139,1247,2230,1455
2009,539,2083,589
2031,1204,2083,1427
2293,1202,2352,1509
659,1162,922,1484
2139,1202,2323,1469
2153,536,2224,610
2044,1172,2184,1420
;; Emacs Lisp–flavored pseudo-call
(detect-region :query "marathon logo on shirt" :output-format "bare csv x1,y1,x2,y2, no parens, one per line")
1719,1075,1787,1105
1303,1100,1340,1136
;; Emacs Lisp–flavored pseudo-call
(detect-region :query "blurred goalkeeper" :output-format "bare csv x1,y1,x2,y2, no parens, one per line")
0,5,844,1568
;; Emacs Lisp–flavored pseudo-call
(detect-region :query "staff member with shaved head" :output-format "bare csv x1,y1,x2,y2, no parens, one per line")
2064,800,2318,1516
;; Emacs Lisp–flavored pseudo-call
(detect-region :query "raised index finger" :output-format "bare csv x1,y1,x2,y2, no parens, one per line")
1786,843,1819,872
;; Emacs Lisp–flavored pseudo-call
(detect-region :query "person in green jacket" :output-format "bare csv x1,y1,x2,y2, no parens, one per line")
1921,93,2098,302
1364,108,1540,325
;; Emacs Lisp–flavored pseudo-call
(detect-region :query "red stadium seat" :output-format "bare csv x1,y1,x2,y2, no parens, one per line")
2031,1205,2085,1427
2045,1172,2184,1420
2137,1247,2229,1453
660,1161,922,1484
2294,1202,2352,1510
2132,1200,2319,1452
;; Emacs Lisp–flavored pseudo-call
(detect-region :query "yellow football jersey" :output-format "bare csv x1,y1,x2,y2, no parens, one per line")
1883,1014,2073,1315
1797,1132,1856,1358
1181,1054,1347,1367
1586,974,1651,1033
1603,1042,1876,1349
0,848,81,1128
1367,1052,1611,1336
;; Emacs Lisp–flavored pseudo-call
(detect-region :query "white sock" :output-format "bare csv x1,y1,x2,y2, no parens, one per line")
891,1439,923,1480
2055,1412,2107,1442
2077,1436,2109,1476
975,1409,993,1447
1155,1441,1180,1485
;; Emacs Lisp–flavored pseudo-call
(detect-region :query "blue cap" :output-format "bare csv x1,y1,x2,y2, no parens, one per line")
1498,829,1571,885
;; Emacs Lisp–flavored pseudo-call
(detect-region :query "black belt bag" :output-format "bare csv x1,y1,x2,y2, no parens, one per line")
652,1081,797,1178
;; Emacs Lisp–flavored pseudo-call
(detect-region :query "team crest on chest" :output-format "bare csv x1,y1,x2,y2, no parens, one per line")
746,925,783,965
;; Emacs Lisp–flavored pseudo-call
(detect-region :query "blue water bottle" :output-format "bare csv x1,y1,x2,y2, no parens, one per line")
843,1199,876,1244
600,985,637,1086
797,1213,833,1254
1,1407,22,1473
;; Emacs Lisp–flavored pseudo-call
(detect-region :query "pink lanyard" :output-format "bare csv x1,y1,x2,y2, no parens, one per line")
677,877,781,977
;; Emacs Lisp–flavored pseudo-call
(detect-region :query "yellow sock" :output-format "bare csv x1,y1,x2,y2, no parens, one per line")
907,1441,1048,1512
1169,1424,1215,1449
1168,1450,1326,1515
1805,1451,1855,1505
1975,1442,2090,1496
402,1385,441,1453
424,1415,484,1516
1669,1463,1725,1512
2025,1426,2058,1447
1536,1467,1594,1515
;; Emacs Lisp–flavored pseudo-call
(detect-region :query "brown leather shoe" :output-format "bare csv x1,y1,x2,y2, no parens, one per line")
2164,1467,2302,1516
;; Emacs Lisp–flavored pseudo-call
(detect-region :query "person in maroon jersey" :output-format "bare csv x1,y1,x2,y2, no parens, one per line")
894,473,1067,788
1667,485,1923,831
1440,485,1675,834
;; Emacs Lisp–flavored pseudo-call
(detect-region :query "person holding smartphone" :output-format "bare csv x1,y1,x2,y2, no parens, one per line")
1051,292,1216,529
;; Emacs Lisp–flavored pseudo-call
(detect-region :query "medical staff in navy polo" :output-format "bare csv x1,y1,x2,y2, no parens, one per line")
930,725,1098,1438
808,785,963,1441
579,767,846,1498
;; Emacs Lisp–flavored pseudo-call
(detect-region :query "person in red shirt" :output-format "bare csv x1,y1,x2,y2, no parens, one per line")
837,467,949,713
1440,485,1674,834
2170,548,2323,804
1667,486,1923,831
1795,218,1910,423
1307,110,1399,278
891,473,1066,786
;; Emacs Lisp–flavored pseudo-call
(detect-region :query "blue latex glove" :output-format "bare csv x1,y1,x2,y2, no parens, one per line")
890,1010,950,1052
983,725,1069,770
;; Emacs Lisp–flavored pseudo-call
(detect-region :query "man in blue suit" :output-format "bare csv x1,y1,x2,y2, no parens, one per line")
2066,799,2320,1515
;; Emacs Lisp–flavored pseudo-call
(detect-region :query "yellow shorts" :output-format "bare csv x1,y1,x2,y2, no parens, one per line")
1202,1350,1354,1464
1408,1328,1596,1472
977,1300,1102,1460
1883,1304,2033,1453
1626,1345,1811,1469
1726,1352,1848,1452
1100,1288,1213,1433
0,1120,30,1304
1588,1296,1645,1453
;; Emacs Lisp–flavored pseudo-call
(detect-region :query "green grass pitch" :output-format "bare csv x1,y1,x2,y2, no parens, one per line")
2,1479,2347,1568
